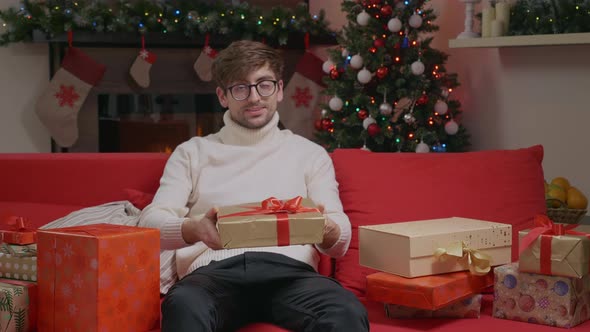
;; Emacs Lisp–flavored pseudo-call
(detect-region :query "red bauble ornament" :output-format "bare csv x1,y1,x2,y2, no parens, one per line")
367,123,381,137
314,119,323,131
376,66,389,79
321,118,333,131
417,94,429,105
369,47,378,54
358,109,369,120
380,5,393,17
330,68,340,80
373,38,386,48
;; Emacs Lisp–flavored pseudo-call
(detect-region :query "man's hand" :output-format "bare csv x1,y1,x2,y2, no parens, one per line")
317,204,341,250
181,207,223,250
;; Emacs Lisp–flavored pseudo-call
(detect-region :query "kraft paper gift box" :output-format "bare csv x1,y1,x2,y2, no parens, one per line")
519,215,590,278
384,294,482,319
493,262,590,328
217,196,325,249
359,217,512,278
366,270,494,310
0,254,36,282
0,278,37,332
37,224,160,332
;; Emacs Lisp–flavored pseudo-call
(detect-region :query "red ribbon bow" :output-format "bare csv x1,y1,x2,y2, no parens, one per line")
519,214,590,275
219,196,319,246
0,214,37,245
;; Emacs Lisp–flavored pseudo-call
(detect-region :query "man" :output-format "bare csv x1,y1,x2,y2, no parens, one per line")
139,40,368,332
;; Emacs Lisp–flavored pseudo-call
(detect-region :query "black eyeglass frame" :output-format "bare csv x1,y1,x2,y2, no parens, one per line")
225,80,279,101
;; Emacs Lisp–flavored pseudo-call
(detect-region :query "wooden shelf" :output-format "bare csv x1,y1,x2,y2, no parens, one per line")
449,32,590,49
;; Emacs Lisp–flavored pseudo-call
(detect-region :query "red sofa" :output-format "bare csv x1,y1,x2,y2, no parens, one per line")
1,145,588,331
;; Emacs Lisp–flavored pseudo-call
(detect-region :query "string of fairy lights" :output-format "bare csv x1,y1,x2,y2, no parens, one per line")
0,0,333,46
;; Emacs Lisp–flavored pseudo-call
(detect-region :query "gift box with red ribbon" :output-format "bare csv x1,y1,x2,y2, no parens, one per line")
217,196,325,249
0,216,36,245
519,214,590,278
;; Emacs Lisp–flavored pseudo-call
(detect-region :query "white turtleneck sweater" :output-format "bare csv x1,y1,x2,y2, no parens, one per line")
139,111,351,280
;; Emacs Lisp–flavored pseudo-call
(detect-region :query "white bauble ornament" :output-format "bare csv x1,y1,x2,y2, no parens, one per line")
379,103,393,116
441,88,450,98
350,54,363,69
329,96,343,111
403,113,416,124
362,116,376,129
409,14,423,28
357,67,372,84
387,17,402,32
411,60,425,75
416,141,430,153
341,48,350,58
445,119,459,135
434,100,448,115
321,109,328,117
322,60,335,74
357,10,370,26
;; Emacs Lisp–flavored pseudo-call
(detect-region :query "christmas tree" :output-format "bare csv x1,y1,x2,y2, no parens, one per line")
315,0,470,153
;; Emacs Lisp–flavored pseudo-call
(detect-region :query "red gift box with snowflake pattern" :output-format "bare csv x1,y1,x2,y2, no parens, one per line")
36,224,160,332
493,262,590,328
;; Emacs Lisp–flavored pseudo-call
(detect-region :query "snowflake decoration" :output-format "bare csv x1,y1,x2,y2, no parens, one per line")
291,86,313,108
139,49,149,59
54,84,80,108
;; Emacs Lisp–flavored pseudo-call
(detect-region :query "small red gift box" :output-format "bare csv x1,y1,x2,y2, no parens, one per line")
0,216,36,245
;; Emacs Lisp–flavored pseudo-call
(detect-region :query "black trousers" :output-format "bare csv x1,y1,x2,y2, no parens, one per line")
161,252,369,332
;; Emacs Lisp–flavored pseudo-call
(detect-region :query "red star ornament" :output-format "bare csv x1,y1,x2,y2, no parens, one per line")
54,84,80,108
291,86,314,108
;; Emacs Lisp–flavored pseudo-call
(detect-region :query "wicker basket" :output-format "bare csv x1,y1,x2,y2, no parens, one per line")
546,207,588,224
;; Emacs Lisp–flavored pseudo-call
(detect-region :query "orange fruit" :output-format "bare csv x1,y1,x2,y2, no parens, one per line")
551,177,571,192
546,185,567,208
567,187,588,209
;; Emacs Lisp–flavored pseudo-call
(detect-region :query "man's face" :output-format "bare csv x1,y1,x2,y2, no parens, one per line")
216,64,283,130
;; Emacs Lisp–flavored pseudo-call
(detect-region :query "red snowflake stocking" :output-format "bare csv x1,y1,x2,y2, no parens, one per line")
130,37,157,88
194,34,217,82
279,51,325,140
35,47,106,147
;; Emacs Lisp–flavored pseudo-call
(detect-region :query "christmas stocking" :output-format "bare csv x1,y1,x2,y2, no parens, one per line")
130,48,157,88
279,51,326,140
35,47,106,147
194,34,218,82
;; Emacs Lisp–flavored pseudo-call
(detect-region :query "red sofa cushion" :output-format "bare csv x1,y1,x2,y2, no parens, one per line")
331,146,546,298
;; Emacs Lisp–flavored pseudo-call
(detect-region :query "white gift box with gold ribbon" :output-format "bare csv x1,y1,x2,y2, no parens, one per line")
359,217,512,278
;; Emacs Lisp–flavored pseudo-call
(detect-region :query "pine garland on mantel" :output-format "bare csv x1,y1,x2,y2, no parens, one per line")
509,0,590,36
0,0,334,47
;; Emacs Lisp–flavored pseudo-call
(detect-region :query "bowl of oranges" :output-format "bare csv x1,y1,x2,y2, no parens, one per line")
545,177,588,224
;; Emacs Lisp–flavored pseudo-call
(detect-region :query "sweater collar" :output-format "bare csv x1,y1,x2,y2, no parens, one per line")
217,110,280,146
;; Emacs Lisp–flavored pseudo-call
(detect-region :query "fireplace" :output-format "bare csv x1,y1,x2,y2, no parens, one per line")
58,47,303,153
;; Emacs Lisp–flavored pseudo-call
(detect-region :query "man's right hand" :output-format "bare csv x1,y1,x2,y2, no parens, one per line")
181,207,223,250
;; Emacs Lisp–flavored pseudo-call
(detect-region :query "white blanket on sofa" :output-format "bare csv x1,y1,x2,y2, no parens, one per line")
40,201,177,294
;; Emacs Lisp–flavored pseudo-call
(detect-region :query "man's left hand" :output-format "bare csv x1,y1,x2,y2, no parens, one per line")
317,204,341,249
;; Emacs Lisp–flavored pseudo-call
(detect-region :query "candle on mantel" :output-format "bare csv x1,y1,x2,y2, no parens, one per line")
495,1,511,35
491,19,503,37
481,6,495,38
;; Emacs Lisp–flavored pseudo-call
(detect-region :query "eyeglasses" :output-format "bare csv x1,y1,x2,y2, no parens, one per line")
226,80,278,101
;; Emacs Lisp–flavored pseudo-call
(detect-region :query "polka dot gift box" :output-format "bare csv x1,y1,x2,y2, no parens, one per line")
493,262,590,328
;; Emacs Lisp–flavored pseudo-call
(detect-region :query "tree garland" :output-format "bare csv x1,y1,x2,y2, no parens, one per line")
508,0,590,36
0,0,334,46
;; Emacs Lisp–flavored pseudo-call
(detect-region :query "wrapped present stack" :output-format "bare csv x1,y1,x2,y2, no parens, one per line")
492,214,590,328
361,217,513,319
0,216,39,332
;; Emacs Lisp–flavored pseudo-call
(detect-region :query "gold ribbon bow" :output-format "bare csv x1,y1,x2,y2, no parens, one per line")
433,241,492,276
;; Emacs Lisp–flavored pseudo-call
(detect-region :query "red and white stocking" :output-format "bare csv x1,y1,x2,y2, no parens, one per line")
194,34,217,82
130,37,157,88
35,46,106,147
279,51,326,140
